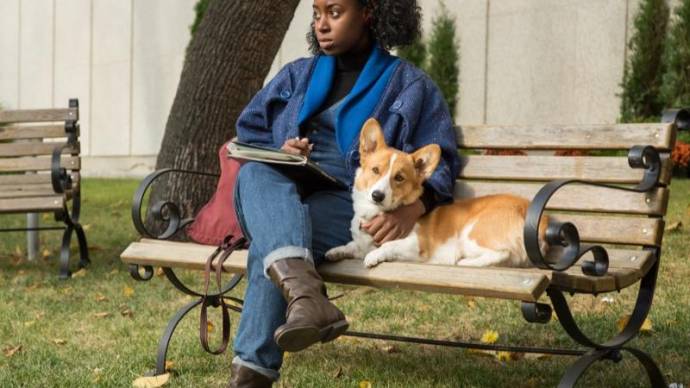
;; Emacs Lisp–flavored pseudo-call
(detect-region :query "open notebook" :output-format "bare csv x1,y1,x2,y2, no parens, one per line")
226,141,348,190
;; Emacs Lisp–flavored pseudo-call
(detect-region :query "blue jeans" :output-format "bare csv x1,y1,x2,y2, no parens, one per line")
232,162,354,381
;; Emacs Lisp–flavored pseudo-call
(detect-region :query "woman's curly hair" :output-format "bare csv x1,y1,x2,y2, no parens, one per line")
307,0,422,54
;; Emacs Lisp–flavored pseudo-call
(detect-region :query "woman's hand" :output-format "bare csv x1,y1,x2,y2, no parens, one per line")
361,200,425,246
281,137,313,156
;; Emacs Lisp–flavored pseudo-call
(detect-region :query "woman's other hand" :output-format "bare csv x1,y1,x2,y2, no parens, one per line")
281,137,313,156
361,200,425,246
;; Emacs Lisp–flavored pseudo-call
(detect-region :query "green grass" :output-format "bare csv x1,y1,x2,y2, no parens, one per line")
1,178,689,387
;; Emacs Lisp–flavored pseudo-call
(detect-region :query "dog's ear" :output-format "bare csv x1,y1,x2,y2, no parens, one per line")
359,118,386,158
411,144,441,180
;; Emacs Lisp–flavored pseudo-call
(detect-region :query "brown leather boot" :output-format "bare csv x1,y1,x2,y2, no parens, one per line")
268,258,349,352
228,362,273,388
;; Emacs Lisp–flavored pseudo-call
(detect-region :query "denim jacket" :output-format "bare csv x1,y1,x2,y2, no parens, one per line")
236,53,461,205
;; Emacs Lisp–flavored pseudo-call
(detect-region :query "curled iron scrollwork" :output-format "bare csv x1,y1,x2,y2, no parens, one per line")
523,145,662,276
131,168,219,239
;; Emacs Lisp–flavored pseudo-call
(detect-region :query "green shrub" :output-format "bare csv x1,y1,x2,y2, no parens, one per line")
190,0,211,36
397,36,427,70
620,0,670,122
427,1,460,119
661,0,690,109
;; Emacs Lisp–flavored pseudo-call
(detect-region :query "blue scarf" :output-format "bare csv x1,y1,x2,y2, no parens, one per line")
297,46,400,153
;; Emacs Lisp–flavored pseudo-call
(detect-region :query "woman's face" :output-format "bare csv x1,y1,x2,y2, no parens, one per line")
312,0,371,55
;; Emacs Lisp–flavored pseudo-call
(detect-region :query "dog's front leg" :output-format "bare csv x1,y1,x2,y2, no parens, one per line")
325,241,366,261
363,233,420,268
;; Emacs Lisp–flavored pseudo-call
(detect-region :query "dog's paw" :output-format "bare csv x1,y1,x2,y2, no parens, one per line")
325,246,354,262
363,251,385,268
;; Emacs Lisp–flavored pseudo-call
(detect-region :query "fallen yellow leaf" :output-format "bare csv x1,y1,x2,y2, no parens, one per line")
94,312,112,319
41,249,51,258
165,361,174,372
495,351,516,362
123,286,135,298
523,352,551,361
3,345,21,358
132,373,170,388
665,221,682,232
155,267,165,277
121,308,134,318
480,330,499,344
82,224,92,231
466,298,477,309
616,315,653,333
359,381,372,388
72,268,87,278
53,339,67,345
96,294,108,302
207,321,215,333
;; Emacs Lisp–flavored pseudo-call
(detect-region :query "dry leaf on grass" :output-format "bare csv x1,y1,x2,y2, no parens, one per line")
466,298,477,309
120,308,134,318
358,381,372,388
207,321,215,333
332,366,343,378
72,268,87,278
165,361,174,372
41,249,51,258
3,345,21,358
52,339,67,345
82,224,92,231
155,267,165,277
380,344,400,354
132,373,170,388
94,312,112,319
480,330,499,344
616,314,653,334
123,286,135,298
96,294,108,302
523,352,551,361
665,221,683,232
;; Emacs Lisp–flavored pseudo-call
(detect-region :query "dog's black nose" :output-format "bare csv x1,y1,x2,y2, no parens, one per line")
371,190,385,203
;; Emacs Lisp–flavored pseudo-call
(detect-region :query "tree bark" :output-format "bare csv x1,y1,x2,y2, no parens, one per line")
146,0,301,234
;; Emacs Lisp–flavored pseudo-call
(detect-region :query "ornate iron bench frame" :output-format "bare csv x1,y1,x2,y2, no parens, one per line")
125,109,689,387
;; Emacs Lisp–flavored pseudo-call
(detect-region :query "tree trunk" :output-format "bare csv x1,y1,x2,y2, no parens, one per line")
146,0,300,235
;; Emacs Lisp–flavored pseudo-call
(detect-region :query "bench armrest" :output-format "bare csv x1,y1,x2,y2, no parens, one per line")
523,145,662,277
131,168,220,240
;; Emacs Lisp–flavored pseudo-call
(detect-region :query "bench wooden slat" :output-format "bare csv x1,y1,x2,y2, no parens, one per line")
0,184,73,200
0,156,80,173
120,240,658,300
0,195,65,213
459,155,672,185
0,108,78,124
0,124,68,140
121,240,550,301
0,172,80,187
454,181,669,216
456,123,676,151
548,214,662,246
0,142,79,157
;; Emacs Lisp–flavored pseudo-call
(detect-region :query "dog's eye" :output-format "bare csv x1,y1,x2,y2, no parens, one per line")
372,167,380,174
394,174,405,182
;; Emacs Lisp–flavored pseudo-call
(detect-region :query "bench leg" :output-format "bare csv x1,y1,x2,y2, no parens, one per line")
58,222,90,280
549,248,666,387
128,265,244,376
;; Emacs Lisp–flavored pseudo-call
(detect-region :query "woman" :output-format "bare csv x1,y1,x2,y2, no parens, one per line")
230,0,460,386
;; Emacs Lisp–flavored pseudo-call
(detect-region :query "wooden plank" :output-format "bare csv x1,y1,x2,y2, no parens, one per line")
0,142,79,157
0,172,80,186
121,240,658,299
0,183,73,200
0,195,64,213
456,123,676,151
0,124,68,140
453,181,669,216
121,240,550,301
458,155,672,185
0,156,80,172
547,214,662,246
0,108,78,124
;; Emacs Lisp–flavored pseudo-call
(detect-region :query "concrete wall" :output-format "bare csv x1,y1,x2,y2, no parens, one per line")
0,0,671,177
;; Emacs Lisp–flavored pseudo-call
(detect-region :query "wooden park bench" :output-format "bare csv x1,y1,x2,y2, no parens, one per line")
120,108,689,386
0,99,89,279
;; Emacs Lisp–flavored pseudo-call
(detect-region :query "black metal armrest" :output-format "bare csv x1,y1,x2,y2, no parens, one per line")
131,168,220,240
51,143,75,194
523,145,662,277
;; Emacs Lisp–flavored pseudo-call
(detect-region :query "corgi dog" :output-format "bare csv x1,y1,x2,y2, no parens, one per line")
325,118,548,268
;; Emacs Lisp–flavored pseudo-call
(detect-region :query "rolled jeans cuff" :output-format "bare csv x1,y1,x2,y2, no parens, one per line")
262,246,314,278
232,356,280,381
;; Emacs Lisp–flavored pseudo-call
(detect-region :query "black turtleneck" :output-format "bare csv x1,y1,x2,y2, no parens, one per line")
317,47,371,113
